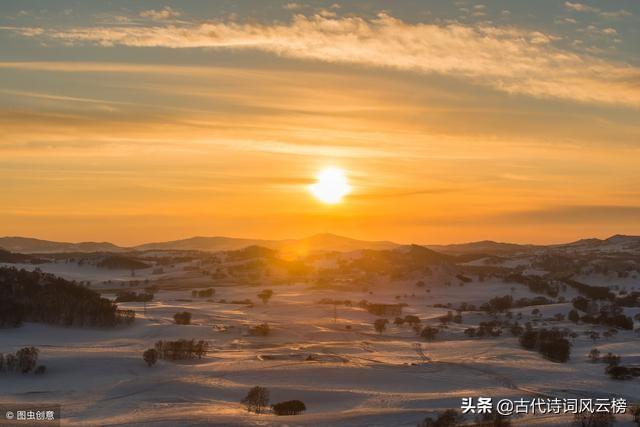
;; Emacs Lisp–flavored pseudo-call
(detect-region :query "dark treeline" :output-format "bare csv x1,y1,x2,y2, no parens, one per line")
154,339,208,360
97,255,150,270
561,278,613,299
0,249,46,264
115,291,154,302
505,273,559,297
0,267,133,328
191,288,214,298
519,327,572,362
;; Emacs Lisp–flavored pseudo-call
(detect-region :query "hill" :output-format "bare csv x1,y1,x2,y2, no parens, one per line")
0,237,125,254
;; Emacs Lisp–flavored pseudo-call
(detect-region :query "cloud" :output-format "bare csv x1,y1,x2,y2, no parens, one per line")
496,205,640,224
139,6,181,21
564,2,633,19
8,13,640,107
564,2,599,13
283,3,303,11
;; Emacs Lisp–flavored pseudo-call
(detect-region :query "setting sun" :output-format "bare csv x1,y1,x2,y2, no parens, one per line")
309,167,351,205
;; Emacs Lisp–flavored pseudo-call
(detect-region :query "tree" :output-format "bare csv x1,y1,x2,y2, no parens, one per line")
241,386,270,413
374,318,388,334
174,311,192,325
272,400,306,416
605,365,633,380
630,405,640,425
34,365,46,375
5,354,17,372
475,412,512,426
572,412,615,427
568,309,580,322
420,326,439,341
588,348,600,362
404,315,421,327
257,289,273,304
418,409,464,427
16,347,39,374
143,348,158,367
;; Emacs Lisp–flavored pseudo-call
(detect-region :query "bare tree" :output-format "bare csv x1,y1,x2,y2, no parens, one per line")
241,386,270,413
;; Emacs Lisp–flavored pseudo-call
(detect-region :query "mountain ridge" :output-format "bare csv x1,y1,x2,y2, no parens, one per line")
1,234,638,254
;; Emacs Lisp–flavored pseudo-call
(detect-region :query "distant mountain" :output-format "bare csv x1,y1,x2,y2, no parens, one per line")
136,233,398,253
553,234,640,250
276,233,398,253
2,234,638,255
0,234,398,254
134,236,272,252
426,240,538,255
0,237,125,254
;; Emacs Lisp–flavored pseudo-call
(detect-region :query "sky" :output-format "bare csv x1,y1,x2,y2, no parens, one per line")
1,0,639,246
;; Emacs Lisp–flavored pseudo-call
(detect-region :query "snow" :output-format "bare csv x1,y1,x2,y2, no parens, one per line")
2,266,639,426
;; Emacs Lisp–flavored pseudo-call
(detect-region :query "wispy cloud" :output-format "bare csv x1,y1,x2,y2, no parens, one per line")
564,2,632,19
139,6,181,21
10,13,640,107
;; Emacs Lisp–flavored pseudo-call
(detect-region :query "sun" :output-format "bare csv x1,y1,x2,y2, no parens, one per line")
309,167,351,204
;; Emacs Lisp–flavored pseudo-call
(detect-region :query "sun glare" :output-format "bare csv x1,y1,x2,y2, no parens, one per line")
309,167,351,204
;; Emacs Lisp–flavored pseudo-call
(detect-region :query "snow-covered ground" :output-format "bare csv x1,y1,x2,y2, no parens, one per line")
1,255,639,426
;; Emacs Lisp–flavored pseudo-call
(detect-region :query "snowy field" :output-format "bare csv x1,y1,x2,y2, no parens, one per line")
1,260,639,426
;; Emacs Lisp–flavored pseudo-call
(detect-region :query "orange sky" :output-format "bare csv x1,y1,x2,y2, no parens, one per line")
1,2,640,245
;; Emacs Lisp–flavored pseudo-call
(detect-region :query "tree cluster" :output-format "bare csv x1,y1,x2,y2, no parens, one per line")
153,339,208,360
0,267,132,328
519,328,571,362
191,288,215,298
0,347,44,374
240,386,307,416
173,311,192,325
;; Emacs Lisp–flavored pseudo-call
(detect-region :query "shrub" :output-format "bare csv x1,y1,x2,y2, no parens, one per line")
34,365,46,375
174,311,192,325
143,348,158,367
420,326,439,341
605,365,633,380
257,289,273,304
374,318,388,334
249,323,270,336
241,386,270,413
601,352,620,366
418,409,464,427
272,400,306,416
